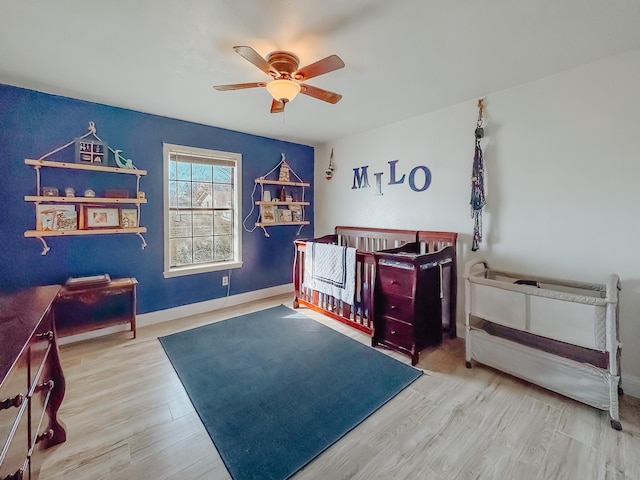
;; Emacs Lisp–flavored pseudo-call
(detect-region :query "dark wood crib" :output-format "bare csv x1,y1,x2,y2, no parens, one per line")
293,226,458,342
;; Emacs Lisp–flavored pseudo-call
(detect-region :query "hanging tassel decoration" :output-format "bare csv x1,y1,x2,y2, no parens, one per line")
470,99,486,252
325,148,335,180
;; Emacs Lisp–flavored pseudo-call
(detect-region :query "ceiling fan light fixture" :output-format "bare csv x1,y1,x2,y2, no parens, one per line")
266,79,301,103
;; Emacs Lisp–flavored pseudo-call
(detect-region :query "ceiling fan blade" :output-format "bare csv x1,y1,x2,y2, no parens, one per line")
233,46,277,77
293,55,345,81
270,99,285,114
299,83,342,104
213,82,266,91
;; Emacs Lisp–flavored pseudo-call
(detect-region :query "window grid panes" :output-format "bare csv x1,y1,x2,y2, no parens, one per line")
167,156,235,269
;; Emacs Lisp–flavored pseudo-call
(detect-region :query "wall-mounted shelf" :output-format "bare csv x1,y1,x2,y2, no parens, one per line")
254,179,309,237
25,195,147,204
243,155,311,237
24,156,147,255
25,227,147,237
25,158,147,176
255,221,310,227
255,200,309,206
255,178,310,187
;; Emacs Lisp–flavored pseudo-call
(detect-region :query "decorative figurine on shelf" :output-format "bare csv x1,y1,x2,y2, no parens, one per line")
114,149,136,169
41,186,58,197
280,186,287,201
278,153,291,182
64,187,75,197
84,189,96,197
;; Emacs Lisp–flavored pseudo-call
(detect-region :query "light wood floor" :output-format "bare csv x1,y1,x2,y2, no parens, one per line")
40,294,640,480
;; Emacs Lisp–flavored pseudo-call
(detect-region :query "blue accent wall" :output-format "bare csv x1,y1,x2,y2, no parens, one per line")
0,85,314,313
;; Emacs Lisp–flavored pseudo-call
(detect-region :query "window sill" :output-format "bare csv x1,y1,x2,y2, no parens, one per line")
163,261,243,278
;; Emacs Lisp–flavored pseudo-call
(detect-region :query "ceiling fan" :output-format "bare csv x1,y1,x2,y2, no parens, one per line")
214,46,345,113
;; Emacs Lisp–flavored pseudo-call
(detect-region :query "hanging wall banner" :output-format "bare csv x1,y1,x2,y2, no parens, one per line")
352,159,431,195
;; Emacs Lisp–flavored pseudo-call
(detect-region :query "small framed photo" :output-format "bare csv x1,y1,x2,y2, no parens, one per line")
279,208,292,223
52,205,78,231
84,206,120,229
75,138,108,165
36,205,56,231
120,208,138,228
260,204,277,223
289,205,303,222
37,204,77,231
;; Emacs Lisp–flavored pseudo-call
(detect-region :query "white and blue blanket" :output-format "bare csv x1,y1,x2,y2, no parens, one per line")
303,242,357,305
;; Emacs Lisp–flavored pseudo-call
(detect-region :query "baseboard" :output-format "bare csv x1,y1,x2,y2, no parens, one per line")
58,283,294,345
622,373,640,398
137,283,294,327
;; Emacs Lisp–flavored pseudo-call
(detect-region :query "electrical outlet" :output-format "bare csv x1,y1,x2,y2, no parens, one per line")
222,276,229,286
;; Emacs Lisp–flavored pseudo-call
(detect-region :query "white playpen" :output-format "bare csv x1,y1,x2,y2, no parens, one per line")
464,260,622,430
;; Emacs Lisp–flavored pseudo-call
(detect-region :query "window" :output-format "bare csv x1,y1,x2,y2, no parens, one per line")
163,143,242,278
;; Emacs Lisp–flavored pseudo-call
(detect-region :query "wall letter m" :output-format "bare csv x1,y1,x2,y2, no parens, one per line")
352,166,370,189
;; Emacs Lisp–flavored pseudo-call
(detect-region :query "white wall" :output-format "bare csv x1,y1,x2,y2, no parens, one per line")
314,48,640,396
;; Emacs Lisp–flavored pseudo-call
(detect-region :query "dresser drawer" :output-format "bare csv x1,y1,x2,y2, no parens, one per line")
379,317,414,351
376,265,414,297
0,355,28,451
0,402,28,479
29,327,54,391
377,295,414,323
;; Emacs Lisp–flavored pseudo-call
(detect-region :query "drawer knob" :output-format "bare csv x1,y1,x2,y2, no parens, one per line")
391,280,399,285
36,330,54,341
390,305,397,310
391,330,396,335
36,428,54,444
36,379,55,393
2,467,24,480
0,393,24,411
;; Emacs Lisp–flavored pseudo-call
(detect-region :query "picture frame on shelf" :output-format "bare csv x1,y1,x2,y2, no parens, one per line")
120,208,138,228
36,204,77,231
289,205,303,222
84,206,120,229
36,205,55,231
75,138,108,165
260,204,277,223
279,208,293,223
52,205,78,231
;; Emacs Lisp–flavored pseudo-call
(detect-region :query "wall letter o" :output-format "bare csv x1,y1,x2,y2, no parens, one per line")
408,166,431,192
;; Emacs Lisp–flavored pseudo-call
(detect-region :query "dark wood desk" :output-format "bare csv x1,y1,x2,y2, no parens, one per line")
55,278,137,338
0,285,66,480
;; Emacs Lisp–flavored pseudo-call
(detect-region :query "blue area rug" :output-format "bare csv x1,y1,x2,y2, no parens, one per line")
159,304,422,480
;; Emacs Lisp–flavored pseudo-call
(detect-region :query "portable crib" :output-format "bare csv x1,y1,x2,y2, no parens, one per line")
464,260,622,430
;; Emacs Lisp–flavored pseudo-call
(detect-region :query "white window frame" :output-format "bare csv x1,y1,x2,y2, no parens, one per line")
163,143,243,278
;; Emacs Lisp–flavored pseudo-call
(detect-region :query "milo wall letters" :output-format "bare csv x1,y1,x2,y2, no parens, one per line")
352,160,432,195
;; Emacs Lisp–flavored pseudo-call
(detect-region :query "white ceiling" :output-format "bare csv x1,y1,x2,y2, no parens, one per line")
2,0,640,146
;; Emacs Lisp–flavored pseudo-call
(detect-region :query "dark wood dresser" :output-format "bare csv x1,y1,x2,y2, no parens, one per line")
372,243,455,365
0,286,66,480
